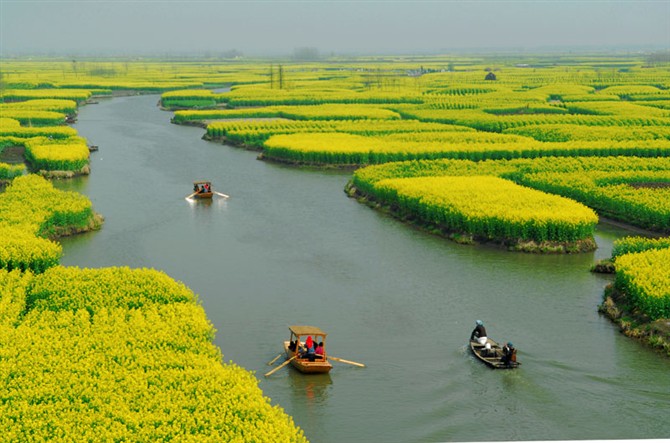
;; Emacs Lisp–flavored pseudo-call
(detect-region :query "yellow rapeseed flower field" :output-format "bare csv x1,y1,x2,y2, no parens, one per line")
374,175,597,243
615,247,670,320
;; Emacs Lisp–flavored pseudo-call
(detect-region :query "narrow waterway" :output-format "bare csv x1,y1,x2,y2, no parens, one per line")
55,94,670,442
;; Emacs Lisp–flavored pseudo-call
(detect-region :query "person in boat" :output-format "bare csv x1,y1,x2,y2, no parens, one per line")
301,336,315,360
502,342,516,365
315,341,324,359
288,340,297,352
470,320,488,345
204,183,210,193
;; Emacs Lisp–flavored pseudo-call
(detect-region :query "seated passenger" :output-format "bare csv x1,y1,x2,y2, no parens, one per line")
306,345,316,362
315,342,324,359
470,320,488,345
302,336,315,360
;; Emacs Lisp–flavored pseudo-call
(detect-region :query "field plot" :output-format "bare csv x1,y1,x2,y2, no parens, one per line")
0,267,307,442
351,156,670,235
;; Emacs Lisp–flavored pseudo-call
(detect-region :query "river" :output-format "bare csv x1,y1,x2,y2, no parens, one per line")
54,94,670,442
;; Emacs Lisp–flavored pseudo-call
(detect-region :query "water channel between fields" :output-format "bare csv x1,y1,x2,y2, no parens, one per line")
54,94,670,443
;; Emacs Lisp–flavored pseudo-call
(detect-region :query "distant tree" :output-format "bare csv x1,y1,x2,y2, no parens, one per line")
485,72,497,81
292,47,319,61
645,51,670,67
221,49,243,59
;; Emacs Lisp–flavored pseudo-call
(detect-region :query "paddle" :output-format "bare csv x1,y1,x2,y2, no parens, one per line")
267,353,283,366
214,191,230,198
328,356,366,368
185,191,198,200
264,356,296,377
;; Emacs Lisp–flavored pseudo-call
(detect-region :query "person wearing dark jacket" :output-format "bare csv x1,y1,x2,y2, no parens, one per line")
502,342,516,365
470,320,488,345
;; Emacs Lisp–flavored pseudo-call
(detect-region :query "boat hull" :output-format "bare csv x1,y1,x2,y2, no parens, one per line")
193,192,213,199
470,338,520,369
284,341,333,374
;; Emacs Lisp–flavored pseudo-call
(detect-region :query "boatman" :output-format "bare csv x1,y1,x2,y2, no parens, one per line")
502,342,516,365
470,320,488,345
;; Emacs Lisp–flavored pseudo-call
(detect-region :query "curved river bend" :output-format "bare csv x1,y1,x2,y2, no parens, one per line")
55,95,670,442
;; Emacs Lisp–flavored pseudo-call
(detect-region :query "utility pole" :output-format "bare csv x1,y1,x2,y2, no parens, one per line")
269,64,274,89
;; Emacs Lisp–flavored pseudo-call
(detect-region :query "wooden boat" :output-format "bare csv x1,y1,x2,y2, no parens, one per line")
192,180,213,199
470,338,520,369
283,325,333,374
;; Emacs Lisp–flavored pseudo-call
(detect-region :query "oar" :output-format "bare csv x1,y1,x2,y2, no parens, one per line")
214,191,230,198
185,191,198,200
267,353,283,366
328,356,366,368
264,356,296,377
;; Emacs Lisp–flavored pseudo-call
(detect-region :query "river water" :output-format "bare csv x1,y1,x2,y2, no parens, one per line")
55,94,670,442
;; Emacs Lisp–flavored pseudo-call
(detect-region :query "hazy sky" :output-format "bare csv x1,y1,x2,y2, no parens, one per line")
1,0,669,56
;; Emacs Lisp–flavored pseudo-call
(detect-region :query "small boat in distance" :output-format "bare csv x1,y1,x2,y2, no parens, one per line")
192,180,213,199
470,338,520,369
283,325,333,374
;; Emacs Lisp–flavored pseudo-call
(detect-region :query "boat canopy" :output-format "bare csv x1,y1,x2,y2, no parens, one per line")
193,180,211,185
289,325,327,337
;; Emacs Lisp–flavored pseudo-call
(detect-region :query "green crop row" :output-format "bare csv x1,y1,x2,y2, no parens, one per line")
398,108,670,132
174,104,401,123
504,124,670,142
262,131,670,166
206,118,473,146
0,125,79,140
611,236,670,258
0,110,67,127
0,99,78,116
1,89,92,103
